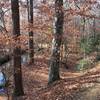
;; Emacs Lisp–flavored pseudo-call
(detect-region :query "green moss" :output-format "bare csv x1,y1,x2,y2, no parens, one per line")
76,59,92,71
80,34,100,55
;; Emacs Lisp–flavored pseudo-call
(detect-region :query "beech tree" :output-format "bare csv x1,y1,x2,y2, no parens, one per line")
48,0,64,84
11,0,24,96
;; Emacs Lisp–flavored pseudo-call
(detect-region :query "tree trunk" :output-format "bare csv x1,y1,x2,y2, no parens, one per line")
11,0,24,96
48,0,64,84
27,0,34,63
0,7,7,32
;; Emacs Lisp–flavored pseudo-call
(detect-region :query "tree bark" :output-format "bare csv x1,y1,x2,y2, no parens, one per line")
48,0,64,84
11,0,24,96
27,0,34,63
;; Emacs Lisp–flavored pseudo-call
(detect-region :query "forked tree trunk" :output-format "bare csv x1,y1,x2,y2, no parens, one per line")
11,0,24,96
48,0,64,84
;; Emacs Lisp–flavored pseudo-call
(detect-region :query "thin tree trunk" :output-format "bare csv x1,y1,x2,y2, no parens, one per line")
11,0,24,96
0,7,7,32
93,18,96,38
28,0,34,63
48,0,64,84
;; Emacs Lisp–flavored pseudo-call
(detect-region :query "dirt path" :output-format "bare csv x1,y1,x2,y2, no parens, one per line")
77,84,100,100
1,61,100,100
21,61,81,100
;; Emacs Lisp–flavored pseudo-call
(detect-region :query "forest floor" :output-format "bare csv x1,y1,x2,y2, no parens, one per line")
18,59,100,100
0,58,100,100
